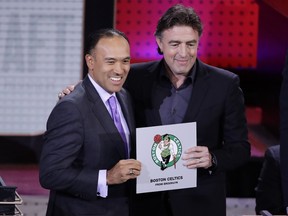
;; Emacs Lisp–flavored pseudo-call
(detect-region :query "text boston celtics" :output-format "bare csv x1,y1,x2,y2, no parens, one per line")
150,176,183,184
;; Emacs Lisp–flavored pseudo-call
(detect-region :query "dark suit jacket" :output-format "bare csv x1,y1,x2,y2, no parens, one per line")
280,49,288,210
39,76,135,216
255,145,285,215
125,59,250,216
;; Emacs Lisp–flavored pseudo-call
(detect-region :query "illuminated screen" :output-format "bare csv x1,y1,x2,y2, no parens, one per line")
0,0,84,135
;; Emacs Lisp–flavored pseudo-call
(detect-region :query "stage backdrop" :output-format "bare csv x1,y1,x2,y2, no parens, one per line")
0,0,115,163
0,0,84,135
115,0,288,73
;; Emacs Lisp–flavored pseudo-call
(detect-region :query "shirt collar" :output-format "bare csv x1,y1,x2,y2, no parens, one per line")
88,74,115,103
159,60,197,85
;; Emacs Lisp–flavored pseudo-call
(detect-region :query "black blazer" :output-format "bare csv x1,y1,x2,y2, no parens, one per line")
125,59,250,216
39,76,135,216
255,145,285,215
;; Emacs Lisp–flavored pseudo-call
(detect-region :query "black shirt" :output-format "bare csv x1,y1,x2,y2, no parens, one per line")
157,63,196,125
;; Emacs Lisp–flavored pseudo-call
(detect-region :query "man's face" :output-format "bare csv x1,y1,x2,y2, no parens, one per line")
86,36,131,94
156,25,199,77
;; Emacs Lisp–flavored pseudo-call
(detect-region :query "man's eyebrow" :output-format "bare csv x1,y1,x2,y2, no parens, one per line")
104,57,116,61
169,40,181,44
187,40,198,43
104,56,131,61
169,39,198,44
123,56,131,60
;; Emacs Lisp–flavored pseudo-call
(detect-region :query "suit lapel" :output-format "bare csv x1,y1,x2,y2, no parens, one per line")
144,61,164,126
116,90,134,138
183,60,210,122
82,76,127,158
116,90,135,157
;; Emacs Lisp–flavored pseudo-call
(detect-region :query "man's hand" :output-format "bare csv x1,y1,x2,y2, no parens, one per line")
58,84,76,99
107,159,141,185
182,146,212,169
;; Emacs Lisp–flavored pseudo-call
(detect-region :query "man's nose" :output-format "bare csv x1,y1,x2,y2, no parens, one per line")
114,62,125,74
178,44,188,57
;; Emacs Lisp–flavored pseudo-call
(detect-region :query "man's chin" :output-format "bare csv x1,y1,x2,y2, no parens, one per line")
111,85,124,93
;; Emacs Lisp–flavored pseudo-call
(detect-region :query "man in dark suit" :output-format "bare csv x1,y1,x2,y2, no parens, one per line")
255,145,286,215
39,29,141,216
280,50,288,214
59,4,250,216
125,4,250,216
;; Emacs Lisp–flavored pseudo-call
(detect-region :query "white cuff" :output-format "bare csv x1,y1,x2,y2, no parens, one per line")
97,170,108,198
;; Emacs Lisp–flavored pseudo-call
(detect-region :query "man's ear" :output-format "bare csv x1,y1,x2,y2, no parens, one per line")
156,37,162,51
85,54,94,69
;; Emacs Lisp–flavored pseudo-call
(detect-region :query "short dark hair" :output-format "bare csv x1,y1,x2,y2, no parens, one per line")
85,28,129,55
154,4,203,54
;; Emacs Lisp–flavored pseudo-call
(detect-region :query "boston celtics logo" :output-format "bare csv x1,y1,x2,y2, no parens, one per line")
151,134,182,171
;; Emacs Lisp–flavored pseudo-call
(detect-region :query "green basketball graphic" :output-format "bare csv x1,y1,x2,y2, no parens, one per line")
151,134,182,170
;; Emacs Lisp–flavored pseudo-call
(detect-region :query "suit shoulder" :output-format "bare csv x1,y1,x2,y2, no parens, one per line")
204,63,238,79
130,60,161,75
125,61,160,88
57,83,86,106
197,62,239,87
131,61,158,70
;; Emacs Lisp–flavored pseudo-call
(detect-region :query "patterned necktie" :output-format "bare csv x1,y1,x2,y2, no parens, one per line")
108,96,128,158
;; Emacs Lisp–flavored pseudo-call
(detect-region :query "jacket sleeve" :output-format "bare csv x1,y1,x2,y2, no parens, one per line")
39,100,99,200
213,75,251,171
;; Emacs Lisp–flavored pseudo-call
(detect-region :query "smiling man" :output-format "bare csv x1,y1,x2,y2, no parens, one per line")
39,28,141,216
125,4,250,216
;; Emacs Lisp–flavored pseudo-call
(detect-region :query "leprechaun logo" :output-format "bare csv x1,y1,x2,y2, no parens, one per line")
151,134,182,171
